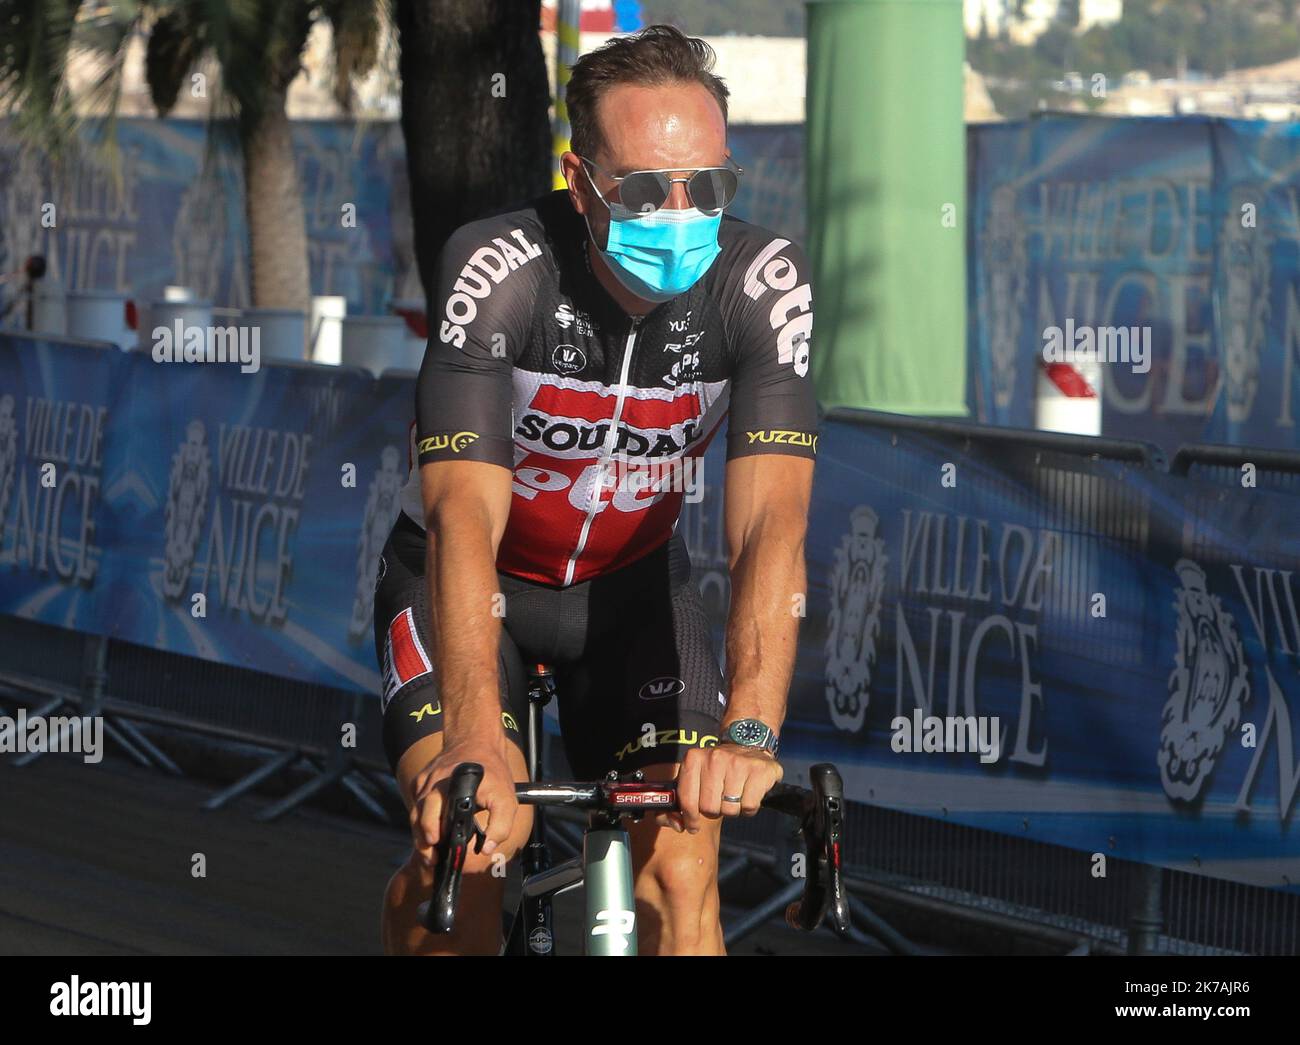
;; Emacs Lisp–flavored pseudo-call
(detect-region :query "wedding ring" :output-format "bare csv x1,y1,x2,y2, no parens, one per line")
722,794,743,804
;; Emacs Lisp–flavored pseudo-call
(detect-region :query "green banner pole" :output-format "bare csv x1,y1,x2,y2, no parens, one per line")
806,0,967,415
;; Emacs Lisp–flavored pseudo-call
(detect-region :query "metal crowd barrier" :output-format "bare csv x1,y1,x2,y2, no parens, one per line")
826,406,1168,469
0,617,397,823
1171,440,1300,488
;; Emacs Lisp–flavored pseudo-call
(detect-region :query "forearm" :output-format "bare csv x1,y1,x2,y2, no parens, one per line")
723,520,806,730
426,502,508,746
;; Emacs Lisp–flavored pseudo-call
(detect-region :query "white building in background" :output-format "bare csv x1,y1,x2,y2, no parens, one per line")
1078,0,1123,33
1010,0,1062,44
966,0,1122,43
965,0,1013,38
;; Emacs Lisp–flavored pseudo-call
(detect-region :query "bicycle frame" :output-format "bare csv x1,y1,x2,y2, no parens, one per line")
502,664,643,956
501,807,639,956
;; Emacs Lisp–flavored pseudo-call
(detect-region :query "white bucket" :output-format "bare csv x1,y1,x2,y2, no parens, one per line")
67,290,131,349
143,299,214,354
31,279,67,336
243,308,307,363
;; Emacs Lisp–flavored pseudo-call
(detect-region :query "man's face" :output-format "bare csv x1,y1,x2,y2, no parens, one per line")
565,80,728,251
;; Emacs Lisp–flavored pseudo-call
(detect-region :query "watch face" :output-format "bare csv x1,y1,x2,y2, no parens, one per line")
730,720,766,745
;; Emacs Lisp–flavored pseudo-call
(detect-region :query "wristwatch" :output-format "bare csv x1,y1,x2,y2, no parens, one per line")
720,718,779,756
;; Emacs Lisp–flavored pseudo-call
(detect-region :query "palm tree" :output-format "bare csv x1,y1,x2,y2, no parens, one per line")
0,0,384,314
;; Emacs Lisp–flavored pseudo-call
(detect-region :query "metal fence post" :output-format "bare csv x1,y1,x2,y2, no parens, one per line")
1127,863,1165,955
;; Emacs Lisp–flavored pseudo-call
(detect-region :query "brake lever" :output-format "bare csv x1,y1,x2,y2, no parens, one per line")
811,763,850,935
785,763,850,936
420,762,485,934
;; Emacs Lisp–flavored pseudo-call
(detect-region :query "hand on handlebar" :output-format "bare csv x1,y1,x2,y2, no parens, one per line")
674,744,784,833
409,737,517,866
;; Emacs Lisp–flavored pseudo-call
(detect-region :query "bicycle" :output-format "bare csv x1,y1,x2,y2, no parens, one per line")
418,663,851,955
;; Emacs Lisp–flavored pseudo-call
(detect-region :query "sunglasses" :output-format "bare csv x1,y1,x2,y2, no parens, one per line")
580,156,743,215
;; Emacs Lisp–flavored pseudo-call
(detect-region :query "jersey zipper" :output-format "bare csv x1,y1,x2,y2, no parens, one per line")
562,314,641,586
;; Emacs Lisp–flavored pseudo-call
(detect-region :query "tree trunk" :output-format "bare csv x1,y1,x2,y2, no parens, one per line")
241,89,311,317
396,0,552,308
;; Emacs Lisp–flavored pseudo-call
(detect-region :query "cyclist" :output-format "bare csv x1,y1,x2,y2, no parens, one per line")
374,24,818,955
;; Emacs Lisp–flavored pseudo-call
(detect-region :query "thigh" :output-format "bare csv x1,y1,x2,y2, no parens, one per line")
554,574,726,780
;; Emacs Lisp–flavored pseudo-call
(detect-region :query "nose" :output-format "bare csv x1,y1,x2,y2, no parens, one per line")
664,177,692,211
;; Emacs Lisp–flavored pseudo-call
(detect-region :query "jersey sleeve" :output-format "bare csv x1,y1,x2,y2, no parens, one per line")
414,219,541,471
716,225,820,461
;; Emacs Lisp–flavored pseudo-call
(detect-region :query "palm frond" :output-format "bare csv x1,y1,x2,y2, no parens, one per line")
0,0,84,152
321,0,382,113
144,7,203,115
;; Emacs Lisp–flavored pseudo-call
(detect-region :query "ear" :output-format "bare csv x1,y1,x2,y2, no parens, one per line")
560,152,588,214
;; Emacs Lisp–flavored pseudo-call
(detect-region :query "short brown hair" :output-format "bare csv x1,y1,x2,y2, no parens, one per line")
566,24,730,161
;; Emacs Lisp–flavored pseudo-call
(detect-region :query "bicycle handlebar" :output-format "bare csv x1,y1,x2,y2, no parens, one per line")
421,762,850,940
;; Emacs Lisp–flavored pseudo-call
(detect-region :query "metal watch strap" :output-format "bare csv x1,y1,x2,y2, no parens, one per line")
722,719,779,756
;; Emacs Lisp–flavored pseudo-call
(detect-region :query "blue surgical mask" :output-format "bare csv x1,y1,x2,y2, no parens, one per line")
584,170,722,302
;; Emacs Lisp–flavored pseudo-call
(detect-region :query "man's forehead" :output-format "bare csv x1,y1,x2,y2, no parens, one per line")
595,82,726,171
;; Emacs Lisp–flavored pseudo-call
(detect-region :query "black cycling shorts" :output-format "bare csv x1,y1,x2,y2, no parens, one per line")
373,512,726,780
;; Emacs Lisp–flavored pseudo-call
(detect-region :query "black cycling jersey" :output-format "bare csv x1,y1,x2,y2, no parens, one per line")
400,188,819,587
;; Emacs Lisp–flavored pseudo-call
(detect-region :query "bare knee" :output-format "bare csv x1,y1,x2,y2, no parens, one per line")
632,824,722,955
644,845,716,906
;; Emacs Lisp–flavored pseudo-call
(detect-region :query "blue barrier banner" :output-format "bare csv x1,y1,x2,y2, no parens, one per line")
0,333,416,693
969,115,1217,449
0,118,413,317
759,415,1299,893
1154,478,1300,887
95,352,406,693
0,117,799,322
967,120,1032,426
0,334,121,632
356,372,420,643
727,123,807,243
1208,120,1300,448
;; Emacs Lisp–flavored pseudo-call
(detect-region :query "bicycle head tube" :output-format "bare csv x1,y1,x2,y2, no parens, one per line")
583,826,638,955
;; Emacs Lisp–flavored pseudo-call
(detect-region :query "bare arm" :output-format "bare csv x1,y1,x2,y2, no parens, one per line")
675,453,813,831
421,458,514,745
405,216,540,858
721,453,815,732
